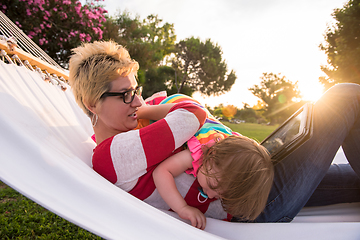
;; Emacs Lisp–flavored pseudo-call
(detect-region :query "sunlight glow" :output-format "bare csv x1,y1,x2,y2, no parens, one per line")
299,82,325,102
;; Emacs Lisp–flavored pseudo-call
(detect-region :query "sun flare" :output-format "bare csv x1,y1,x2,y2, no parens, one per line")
299,82,324,103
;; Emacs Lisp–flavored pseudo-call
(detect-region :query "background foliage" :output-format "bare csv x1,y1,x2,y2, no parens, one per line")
249,72,304,124
172,37,237,96
0,0,107,67
319,0,360,90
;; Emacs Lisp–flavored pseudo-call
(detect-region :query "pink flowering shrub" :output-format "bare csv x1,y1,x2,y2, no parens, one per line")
0,0,107,67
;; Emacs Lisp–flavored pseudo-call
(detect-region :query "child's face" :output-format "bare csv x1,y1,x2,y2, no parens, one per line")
197,167,220,199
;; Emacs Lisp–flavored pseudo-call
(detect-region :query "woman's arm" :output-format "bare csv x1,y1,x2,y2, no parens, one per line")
153,149,207,230
135,102,207,167
100,102,207,192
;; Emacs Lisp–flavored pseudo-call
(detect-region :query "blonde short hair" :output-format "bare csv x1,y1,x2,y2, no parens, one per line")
201,135,274,220
68,41,139,117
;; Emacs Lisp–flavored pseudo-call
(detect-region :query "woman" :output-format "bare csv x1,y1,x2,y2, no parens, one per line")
68,41,230,221
68,40,360,224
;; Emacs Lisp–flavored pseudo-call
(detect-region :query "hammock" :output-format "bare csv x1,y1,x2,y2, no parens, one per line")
0,12,360,240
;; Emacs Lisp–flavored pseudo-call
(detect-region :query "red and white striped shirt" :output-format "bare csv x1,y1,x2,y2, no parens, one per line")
92,102,229,220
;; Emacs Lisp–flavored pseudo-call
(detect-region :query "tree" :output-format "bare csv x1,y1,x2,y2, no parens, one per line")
172,37,236,96
1,0,107,67
141,66,173,99
236,104,258,123
104,11,177,96
319,0,360,89
249,73,302,124
212,104,224,119
222,105,237,119
106,11,176,71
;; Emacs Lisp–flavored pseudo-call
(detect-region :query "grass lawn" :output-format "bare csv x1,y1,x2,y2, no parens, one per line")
222,121,278,143
0,181,101,239
0,122,278,239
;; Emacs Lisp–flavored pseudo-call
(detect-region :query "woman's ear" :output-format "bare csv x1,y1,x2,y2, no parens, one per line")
84,101,97,115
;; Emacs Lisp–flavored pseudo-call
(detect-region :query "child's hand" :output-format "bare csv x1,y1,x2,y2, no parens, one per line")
213,132,224,142
177,205,206,230
138,95,147,107
204,132,225,148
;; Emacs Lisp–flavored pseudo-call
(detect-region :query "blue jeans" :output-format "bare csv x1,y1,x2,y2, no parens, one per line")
235,83,360,223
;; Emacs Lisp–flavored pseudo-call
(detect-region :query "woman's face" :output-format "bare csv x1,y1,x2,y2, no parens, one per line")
95,73,142,134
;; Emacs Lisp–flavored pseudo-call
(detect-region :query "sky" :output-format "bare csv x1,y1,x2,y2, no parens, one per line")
99,0,347,108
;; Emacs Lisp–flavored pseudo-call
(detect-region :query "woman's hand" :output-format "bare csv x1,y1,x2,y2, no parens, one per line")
177,205,207,230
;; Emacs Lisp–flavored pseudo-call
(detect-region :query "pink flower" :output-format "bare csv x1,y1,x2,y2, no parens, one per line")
26,9,31,16
39,38,45,45
53,7,57,12
60,12,67,20
87,12,95,20
75,3,81,14
79,33,86,41
85,34,91,42
43,16,48,20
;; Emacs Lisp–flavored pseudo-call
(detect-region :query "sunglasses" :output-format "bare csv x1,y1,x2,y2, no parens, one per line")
100,86,143,104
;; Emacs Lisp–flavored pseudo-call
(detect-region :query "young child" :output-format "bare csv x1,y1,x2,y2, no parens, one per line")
153,134,274,229
152,95,274,230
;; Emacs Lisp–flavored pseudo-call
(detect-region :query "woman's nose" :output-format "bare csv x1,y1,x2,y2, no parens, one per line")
131,94,143,107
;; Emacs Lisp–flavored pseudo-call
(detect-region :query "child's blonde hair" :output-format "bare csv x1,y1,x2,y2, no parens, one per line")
68,41,139,117
201,135,273,220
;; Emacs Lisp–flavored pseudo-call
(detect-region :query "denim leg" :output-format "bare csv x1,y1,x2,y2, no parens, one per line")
241,83,360,223
305,164,360,206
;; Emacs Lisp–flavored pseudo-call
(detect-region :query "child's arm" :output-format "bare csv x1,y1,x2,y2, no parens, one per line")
153,149,207,230
136,103,176,121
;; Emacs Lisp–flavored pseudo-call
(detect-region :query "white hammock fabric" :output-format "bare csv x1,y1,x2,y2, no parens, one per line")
0,61,360,240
